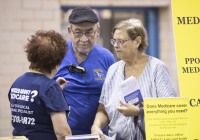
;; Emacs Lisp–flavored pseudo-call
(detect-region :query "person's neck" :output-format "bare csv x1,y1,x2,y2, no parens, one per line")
29,69,52,79
123,53,148,79
125,52,146,67
74,50,88,64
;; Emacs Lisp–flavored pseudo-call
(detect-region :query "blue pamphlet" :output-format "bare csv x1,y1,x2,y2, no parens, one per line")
120,76,143,105
124,89,143,105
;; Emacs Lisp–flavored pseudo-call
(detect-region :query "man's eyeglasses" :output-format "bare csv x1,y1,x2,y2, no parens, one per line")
71,28,96,39
67,64,86,74
110,39,130,46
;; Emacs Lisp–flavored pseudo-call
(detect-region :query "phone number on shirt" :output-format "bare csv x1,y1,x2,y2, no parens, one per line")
12,115,35,125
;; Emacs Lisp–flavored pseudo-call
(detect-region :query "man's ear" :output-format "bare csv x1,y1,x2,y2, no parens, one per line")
67,26,71,34
67,26,73,38
96,26,100,38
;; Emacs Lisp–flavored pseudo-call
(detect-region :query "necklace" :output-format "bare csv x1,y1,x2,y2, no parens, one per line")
123,63,126,80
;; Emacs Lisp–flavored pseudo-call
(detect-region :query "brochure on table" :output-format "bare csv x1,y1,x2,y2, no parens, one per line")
65,134,100,140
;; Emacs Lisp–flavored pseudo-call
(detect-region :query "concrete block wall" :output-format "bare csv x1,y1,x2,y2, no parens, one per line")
0,0,61,136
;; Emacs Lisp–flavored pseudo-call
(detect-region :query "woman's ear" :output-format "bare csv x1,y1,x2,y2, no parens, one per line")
135,36,142,46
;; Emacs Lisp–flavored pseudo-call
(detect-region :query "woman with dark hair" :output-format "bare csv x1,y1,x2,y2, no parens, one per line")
8,30,72,140
91,18,177,140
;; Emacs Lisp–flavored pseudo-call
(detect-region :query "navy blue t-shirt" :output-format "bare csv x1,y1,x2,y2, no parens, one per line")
53,41,115,135
8,72,69,140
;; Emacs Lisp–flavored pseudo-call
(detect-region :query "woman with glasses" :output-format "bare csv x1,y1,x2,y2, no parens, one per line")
91,18,177,140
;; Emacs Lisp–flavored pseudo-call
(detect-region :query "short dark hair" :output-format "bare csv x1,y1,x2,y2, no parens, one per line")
68,7,98,24
112,18,148,52
25,30,67,73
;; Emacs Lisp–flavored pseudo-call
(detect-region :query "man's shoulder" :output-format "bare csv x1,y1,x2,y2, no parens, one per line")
92,45,115,62
93,44,112,54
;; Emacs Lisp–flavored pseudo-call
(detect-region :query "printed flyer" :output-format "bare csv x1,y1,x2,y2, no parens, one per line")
144,98,189,140
171,0,200,139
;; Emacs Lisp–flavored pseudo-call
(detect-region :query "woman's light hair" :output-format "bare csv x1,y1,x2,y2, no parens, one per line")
112,18,148,52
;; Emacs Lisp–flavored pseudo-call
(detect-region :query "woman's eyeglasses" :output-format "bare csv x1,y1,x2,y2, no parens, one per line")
110,39,130,46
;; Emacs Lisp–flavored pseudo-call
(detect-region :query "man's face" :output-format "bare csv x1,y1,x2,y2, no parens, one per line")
68,22,99,55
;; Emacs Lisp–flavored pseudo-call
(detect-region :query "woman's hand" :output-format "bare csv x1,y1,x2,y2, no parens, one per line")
56,77,69,90
116,101,140,117
91,124,104,140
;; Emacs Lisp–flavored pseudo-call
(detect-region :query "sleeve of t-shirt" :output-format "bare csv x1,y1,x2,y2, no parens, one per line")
41,83,69,114
105,51,115,68
99,65,115,105
155,63,177,97
99,82,106,105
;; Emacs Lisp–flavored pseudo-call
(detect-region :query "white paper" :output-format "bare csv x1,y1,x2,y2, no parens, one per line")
104,133,117,140
120,76,143,105
65,134,100,140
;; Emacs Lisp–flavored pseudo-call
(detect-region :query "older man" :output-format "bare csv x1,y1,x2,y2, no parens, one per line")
53,7,115,135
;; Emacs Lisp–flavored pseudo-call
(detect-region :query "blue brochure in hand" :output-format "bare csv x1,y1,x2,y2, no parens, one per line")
124,89,143,105
120,76,143,105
